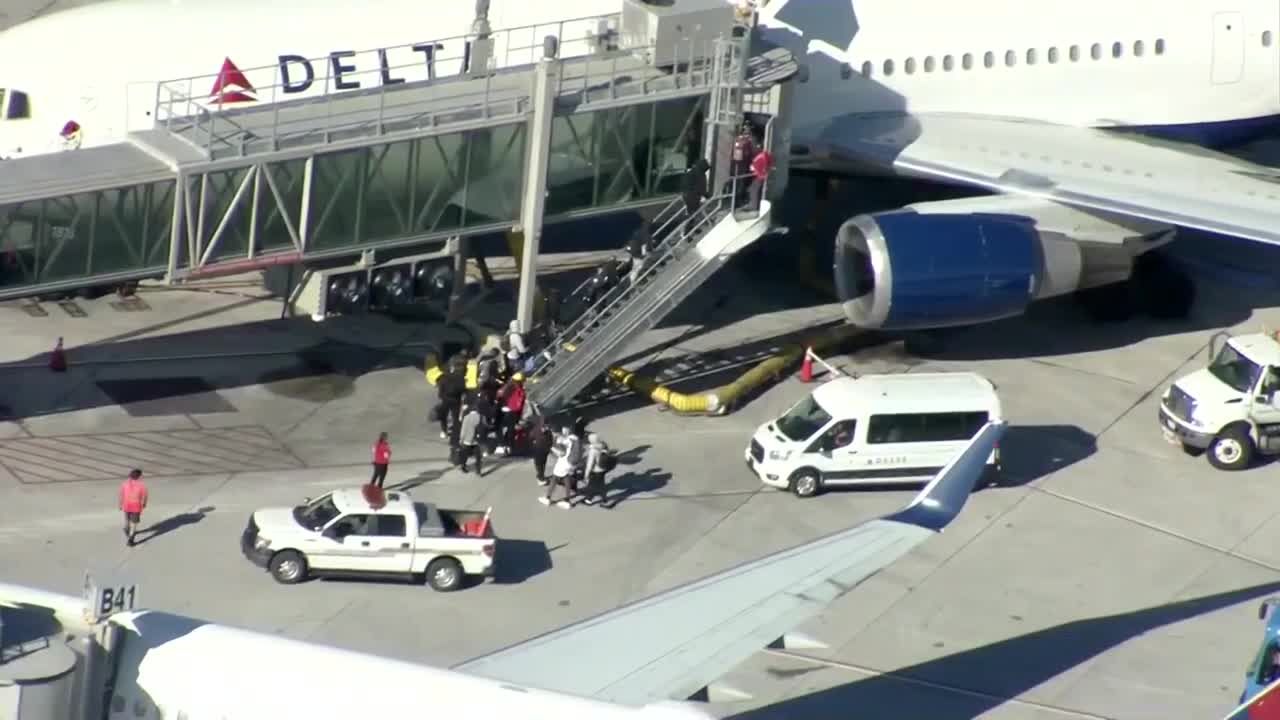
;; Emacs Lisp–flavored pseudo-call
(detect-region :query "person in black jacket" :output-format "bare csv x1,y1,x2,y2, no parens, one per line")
437,367,465,440
528,415,553,486
681,158,710,234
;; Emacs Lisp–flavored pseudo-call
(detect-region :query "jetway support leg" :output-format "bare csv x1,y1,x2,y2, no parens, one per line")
515,47,560,336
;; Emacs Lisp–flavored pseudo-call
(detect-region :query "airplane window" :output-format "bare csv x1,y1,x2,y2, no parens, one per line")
942,55,954,71
1048,47,1059,63
961,53,973,70
983,51,994,68
923,56,935,72
1264,31,1273,47
1112,41,1123,58
1090,43,1102,60
1134,40,1145,56
861,61,872,77
1004,50,1016,67
1070,45,1080,61
7,91,29,120
883,59,894,75
1026,48,1037,64
904,57,916,74
1155,38,1165,54
840,63,852,79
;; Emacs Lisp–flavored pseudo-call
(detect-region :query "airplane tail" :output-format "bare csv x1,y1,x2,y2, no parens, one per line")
1223,676,1280,719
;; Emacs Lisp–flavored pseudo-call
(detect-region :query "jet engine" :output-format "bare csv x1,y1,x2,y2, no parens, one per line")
833,198,1176,330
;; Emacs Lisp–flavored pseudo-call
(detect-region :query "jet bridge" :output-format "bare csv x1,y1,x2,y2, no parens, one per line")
0,0,792,308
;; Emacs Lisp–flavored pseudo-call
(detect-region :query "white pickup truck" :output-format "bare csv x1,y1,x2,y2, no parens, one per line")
240,486,496,591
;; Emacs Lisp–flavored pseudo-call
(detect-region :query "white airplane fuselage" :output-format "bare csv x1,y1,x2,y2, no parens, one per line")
0,0,1277,157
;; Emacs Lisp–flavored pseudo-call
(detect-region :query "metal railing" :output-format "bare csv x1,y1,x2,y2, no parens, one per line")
153,15,734,160
526,169,767,396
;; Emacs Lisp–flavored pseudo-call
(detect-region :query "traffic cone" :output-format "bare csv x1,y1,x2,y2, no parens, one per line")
799,347,813,383
49,337,67,373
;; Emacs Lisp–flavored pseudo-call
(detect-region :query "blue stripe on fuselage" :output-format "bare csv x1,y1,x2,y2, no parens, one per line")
1112,113,1280,148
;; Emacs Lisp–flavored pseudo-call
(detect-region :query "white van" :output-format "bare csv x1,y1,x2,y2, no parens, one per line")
745,372,1003,497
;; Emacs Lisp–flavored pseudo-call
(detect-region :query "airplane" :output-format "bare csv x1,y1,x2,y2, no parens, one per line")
1,0,1280,331
0,422,1004,719
1229,597,1280,718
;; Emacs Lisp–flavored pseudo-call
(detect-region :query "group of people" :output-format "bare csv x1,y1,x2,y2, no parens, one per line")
527,415,616,509
433,332,531,477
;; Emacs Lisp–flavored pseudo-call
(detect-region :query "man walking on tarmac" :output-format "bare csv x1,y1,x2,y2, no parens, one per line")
370,432,391,488
119,469,148,547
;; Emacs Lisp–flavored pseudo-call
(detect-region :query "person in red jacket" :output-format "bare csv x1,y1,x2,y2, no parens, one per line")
370,432,391,488
496,374,527,456
119,469,148,547
748,147,774,213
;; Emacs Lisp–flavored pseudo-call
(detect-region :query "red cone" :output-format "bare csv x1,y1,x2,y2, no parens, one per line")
799,347,813,383
49,337,67,372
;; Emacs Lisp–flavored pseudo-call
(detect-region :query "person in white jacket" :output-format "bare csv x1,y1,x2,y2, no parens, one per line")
540,426,581,509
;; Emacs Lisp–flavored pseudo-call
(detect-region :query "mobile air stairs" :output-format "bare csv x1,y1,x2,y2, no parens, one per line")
524,185,772,417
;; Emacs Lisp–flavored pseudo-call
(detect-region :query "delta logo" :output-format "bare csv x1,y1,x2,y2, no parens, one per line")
209,57,258,105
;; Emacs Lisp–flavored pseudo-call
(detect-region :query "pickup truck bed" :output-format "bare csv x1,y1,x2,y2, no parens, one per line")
416,503,492,538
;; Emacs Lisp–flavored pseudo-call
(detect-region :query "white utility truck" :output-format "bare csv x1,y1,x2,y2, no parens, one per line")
1159,331,1280,470
240,486,496,591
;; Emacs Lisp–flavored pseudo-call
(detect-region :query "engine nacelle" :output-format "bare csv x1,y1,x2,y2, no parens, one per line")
835,211,1049,329
833,204,1174,330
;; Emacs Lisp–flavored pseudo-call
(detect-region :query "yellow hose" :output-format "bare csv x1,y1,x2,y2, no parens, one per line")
608,323,865,415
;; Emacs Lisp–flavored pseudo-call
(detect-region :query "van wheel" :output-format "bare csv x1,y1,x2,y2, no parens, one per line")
269,551,307,584
790,469,822,498
426,557,464,592
1208,426,1254,471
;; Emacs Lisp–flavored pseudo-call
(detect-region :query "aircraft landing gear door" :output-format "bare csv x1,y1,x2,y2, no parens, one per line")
1252,366,1280,452
1212,12,1244,84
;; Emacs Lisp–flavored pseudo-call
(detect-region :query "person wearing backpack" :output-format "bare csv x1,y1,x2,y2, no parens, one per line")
540,426,581,509
580,433,615,507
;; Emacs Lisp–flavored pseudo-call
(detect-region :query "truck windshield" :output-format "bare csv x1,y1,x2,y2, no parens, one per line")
1209,344,1263,394
776,394,833,441
294,495,340,531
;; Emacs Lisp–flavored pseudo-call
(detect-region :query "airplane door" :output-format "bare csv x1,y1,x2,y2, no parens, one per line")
1212,11,1245,84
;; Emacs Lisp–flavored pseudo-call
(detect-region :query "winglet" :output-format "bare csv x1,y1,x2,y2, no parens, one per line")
884,421,1007,532
1224,674,1280,719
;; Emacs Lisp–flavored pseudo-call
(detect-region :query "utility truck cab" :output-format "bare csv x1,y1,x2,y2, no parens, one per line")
1160,331,1280,470
241,486,496,591
745,372,1003,497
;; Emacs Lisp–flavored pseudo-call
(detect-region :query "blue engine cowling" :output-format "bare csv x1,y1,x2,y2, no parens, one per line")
834,211,1044,330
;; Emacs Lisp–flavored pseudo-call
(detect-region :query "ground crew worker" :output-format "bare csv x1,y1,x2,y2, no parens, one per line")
748,146,774,212
119,469,148,547
437,364,465,440
541,426,581,508
529,416,553,486
370,432,391,488
458,403,483,475
581,433,612,507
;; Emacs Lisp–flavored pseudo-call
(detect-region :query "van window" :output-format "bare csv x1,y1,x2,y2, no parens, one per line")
6,91,28,119
776,394,832,441
866,411,989,444
807,419,857,453
371,514,407,537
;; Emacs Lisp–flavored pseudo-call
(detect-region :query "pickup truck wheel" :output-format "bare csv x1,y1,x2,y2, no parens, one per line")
789,469,822,498
426,557,463,592
1208,427,1254,471
269,551,307,584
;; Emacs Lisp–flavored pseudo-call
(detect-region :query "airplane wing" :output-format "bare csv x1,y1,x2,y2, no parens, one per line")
802,112,1280,246
454,420,1007,706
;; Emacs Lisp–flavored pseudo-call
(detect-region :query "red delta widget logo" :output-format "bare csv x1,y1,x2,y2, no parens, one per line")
209,57,258,105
